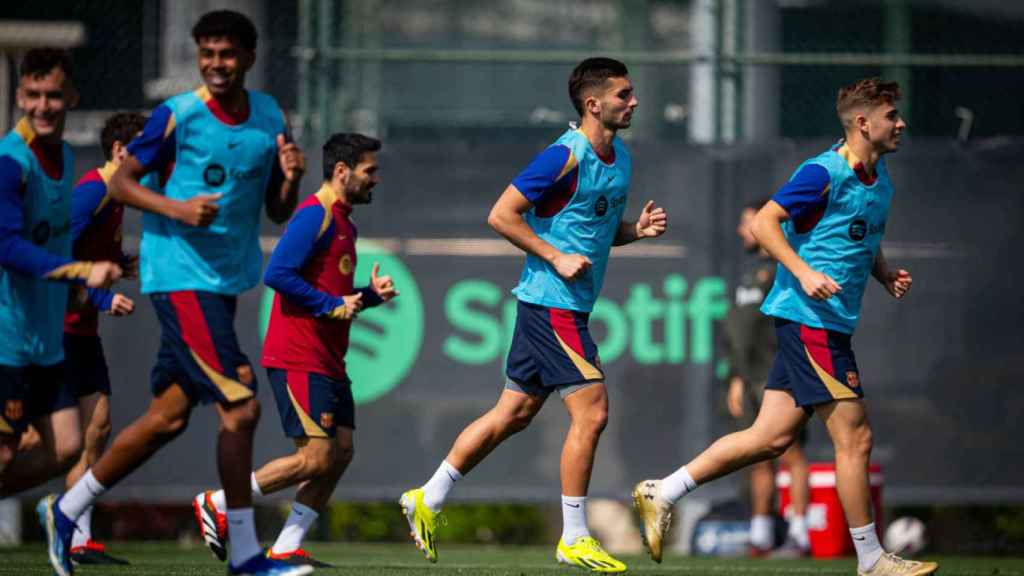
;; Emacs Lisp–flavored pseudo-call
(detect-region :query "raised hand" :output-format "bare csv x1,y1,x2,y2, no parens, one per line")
798,269,842,300
277,134,305,183
86,261,123,289
176,193,221,227
107,293,135,317
552,253,592,282
884,268,912,299
370,262,399,302
636,200,668,239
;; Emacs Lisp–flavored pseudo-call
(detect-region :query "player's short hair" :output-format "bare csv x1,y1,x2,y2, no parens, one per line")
192,10,258,52
100,112,147,160
568,57,629,117
836,77,901,129
19,48,73,81
322,133,382,180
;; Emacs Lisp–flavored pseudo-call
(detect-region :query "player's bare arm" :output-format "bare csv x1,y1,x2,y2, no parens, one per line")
872,247,912,299
488,183,591,281
110,155,221,227
613,199,667,246
265,133,304,224
751,200,841,300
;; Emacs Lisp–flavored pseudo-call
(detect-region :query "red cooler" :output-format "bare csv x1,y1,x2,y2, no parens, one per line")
777,462,883,558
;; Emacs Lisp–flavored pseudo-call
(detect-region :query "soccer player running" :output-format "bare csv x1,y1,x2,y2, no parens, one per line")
400,57,667,573
59,112,148,565
38,11,311,576
193,133,397,568
0,50,122,495
724,199,810,557
633,78,938,576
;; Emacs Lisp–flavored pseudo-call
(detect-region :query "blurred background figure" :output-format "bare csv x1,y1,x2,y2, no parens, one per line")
723,198,810,557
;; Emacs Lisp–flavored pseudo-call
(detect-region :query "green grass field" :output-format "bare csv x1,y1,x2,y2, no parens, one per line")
1,543,1022,576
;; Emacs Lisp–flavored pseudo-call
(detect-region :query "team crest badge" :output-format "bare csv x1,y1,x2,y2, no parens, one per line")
320,412,334,430
4,400,23,422
846,371,861,388
339,254,354,276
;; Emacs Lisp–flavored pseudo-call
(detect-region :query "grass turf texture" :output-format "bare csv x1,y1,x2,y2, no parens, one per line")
0,543,1021,575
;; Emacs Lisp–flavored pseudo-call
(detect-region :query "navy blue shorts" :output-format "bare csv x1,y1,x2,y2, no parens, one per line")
0,363,75,435
505,300,604,399
63,333,111,398
149,291,256,406
268,369,354,438
766,318,864,412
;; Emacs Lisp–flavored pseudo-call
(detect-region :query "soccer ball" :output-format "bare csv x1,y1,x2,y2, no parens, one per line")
884,516,927,557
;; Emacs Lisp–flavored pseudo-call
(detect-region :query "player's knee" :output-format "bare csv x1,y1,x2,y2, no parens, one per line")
88,416,113,446
221,399,261,433
851,425,873,458
765,433,795,459
504,410,535,434
302,447,334,478
150,410,190,442
54,434,84,470
335,441,354,469
579,406,609,436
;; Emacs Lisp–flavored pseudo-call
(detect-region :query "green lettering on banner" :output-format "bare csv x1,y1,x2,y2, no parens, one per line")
259,240,423,405
442,274,729,367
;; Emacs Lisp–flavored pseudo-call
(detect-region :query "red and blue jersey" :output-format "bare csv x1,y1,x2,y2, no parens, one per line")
63,162,124,336
262,185,381,380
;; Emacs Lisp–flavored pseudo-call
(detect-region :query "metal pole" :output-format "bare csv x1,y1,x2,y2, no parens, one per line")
741,0,780,142
885,0,912,126
296,0,313,146
0,51,9,135
317,0,332,144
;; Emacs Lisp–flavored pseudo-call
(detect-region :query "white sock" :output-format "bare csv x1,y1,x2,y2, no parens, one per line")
422,460,462,512
271,502,319,554
211,489,227,512
788,514,810,549
211,473,260,511
851,523,883,572
59,470,107,521
561,495,589,545
227,508,262,567
71,505,93,548
749,514,773,550
251,472,263,497
660,466,698,505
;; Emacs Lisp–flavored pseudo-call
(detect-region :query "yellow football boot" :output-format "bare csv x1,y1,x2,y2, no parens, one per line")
399,488,439,563
556,536,627,573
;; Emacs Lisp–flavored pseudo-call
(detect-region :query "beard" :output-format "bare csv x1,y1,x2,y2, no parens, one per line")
351,187,373,205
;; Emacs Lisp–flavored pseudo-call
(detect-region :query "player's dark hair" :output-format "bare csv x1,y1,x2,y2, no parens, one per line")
836,77,901,129
192,10,258,52
19,48,73,81
323,133,381,180
100,112,147,161
568,57,629,117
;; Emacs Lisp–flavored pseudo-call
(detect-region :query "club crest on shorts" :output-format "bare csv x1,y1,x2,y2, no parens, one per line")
320,412,334,430
4,399,23,422
846,371,861,388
